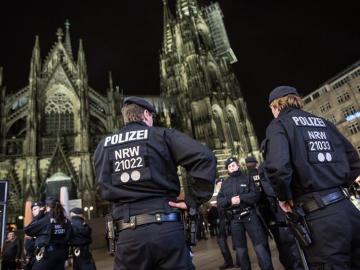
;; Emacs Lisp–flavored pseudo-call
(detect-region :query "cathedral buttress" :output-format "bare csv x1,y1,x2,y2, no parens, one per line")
24,36,41,198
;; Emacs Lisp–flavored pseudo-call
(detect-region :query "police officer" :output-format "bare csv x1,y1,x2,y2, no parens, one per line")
264,85,360,269
217,157,274,270
94,96,216,270
24,201,46,270
245,156,273,232
24,198,71,270
215,178,234,270
256,162,304,270
69,207,96,270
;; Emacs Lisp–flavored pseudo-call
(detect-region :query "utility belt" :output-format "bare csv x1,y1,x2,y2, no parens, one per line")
226,206,252,220
298,189,347,214
116,212,181,231
35,244,66,261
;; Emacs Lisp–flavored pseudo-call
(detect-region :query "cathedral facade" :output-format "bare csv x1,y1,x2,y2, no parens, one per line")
159,0,260,176
0,0,261,221
0,22,123,221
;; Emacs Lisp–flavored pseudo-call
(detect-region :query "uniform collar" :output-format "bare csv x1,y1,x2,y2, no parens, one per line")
125,121,148,127
279,106,297,117
229,170,242,177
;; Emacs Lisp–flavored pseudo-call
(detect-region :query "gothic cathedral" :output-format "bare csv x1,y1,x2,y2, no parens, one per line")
159,0,260,174
0,22,122,221
0,0,261,221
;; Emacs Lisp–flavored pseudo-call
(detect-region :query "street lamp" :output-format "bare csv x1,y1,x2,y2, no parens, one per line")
83,206,94,220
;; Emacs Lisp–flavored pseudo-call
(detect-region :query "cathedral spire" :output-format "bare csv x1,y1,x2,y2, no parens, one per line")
0,66,3,87
56,27,64,42
108,71,114,92
64,19,73,59
162,0,174,53
176,0,199,18
163,0,173,32
29,35,41,80
77,39,87,79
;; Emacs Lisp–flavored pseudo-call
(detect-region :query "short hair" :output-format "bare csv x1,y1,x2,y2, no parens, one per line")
121,103,146,124
270,94,304,112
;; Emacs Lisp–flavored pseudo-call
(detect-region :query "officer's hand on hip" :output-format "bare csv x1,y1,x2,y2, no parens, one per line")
169,201,188,210
231,196,241,206
279,200,293,213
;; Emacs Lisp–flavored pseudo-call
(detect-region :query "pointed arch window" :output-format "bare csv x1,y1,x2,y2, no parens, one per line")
213,111,225,143
227,112,240,141
44,92,74,135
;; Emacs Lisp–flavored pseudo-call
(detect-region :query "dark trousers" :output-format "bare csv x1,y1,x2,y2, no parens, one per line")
272,226,304,270
231,212,274,270
304,199,360,270
217,236,233,266
73,246,97,270
114,221,194,270
24,255,36,270
1,260,16,270
32,246,67,270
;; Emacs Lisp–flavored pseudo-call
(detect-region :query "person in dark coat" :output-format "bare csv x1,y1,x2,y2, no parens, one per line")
215,178,234,270
245,156,303,270
24,198,71,270
24,201,46,270
1,231,22,270
94,96,216,270
217,157,274,270
264,85,360,269
69,207,96,270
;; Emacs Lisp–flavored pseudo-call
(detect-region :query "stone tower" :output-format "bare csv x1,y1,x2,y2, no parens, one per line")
159,0,260,171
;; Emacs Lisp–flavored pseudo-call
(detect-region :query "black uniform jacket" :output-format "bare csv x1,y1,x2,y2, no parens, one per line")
94,121,216,219
217,170,260,210
69,216,92,246
1,237,21,261
24,213,71,248
264,107,360,201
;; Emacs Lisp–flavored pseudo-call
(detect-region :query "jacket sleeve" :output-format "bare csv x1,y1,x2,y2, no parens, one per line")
94,138,115,201
265,120,293,201
240,177,260,205
24,215,49,237
165,128,216,208
217,183,232,209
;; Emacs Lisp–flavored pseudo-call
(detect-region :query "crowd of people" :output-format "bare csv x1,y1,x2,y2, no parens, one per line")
1,199,96,270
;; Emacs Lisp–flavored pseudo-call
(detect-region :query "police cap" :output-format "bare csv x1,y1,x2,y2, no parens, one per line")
123,96,156,113
268,86,299,104
245,156,258,164
70,207,83,215
224,157,238,169
31,201,45,209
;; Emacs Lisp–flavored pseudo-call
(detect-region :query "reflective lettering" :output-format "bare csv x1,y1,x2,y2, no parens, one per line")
292,116,326,127
104,130,149,146
308,131,327,140
114,146,140,160
307,140,332,151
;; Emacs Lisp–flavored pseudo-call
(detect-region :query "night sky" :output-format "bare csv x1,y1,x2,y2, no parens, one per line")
1,0,359,140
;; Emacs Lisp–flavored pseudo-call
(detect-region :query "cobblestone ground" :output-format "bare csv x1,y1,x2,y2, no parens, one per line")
67,235,284,270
